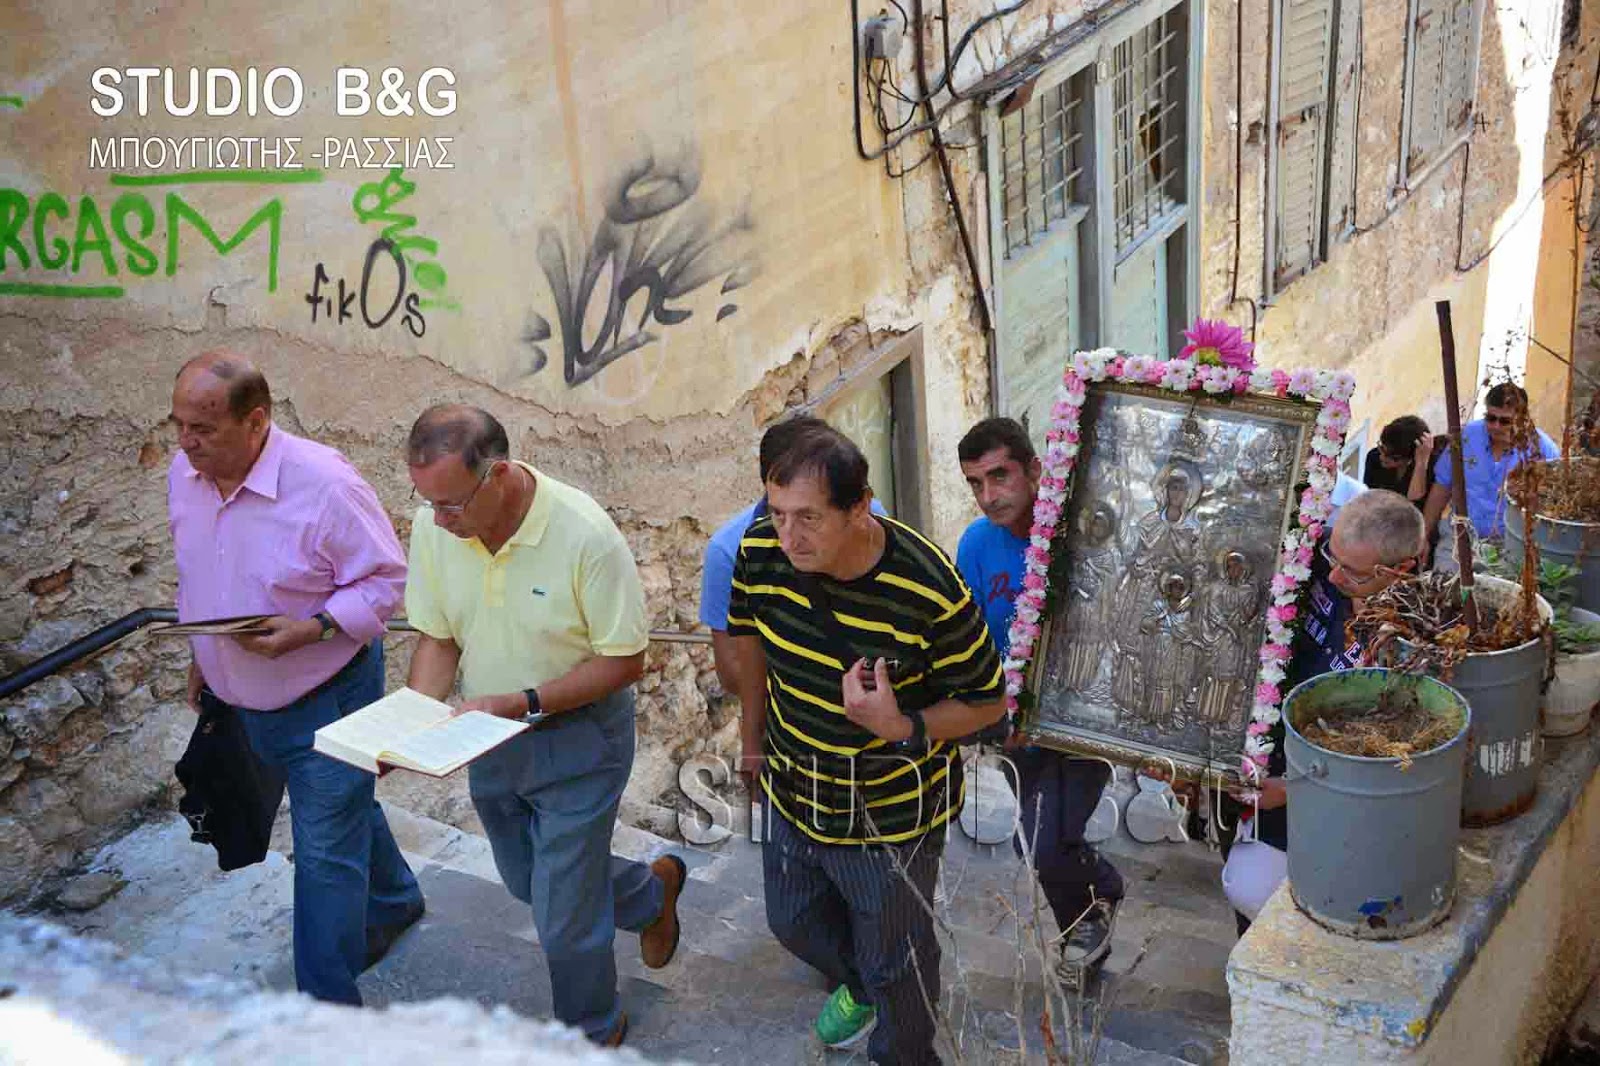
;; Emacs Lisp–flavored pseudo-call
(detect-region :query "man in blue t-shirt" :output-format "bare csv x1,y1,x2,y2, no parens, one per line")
700,415,884,695
956,417,1124,985
1423,381,1560,541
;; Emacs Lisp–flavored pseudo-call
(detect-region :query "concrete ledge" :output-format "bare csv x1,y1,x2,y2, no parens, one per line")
0,916,673,1064
1228,727,1600,1063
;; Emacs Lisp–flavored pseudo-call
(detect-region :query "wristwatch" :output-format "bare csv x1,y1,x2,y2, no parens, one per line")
314,612,338,641
522,688,544,723
899,707,927,748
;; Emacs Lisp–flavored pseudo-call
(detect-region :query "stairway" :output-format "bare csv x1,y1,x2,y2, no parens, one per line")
49,803,1235,1064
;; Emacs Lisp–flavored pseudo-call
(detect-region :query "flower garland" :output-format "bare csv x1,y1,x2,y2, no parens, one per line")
1003,329,1356,785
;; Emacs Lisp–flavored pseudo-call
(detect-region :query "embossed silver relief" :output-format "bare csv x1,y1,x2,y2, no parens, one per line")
1030,383,1314,780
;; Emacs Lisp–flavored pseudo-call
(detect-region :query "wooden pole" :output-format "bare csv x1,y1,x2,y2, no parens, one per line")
1436,300,1481,633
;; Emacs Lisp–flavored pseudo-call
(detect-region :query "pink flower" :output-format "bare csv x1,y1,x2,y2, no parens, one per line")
1109,357,1126,377
1023,572,1046,592
1262,643,1291,662
1247,721,1271,737
1035,500,1063,526
1255,682,1281,705
1304,522,1325,541
1025,546,1050,568
1270,573,1298,597
1287,369,1318,395
1270,604,1298,624
1295,544,1314,566
1051,400,1074,421
1178,318,1256,371
1270,369,1291,394
1063,371,1084,391
1062,427,1080,444
1016,620,1042,643
1232,375,1251,394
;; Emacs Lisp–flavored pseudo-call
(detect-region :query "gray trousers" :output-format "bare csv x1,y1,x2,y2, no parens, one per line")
468,687,664,1042
763,808,943,1066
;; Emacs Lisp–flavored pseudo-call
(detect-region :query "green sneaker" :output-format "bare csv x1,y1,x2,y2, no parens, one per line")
815,984,877,1050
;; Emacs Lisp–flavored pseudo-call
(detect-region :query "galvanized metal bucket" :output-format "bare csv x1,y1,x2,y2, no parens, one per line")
1504,458,1600,615
1284,668,1470,940
1396,574,1551,827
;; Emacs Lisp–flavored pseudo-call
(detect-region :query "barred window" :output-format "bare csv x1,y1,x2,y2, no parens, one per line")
998,74,1088,258
1111,10,1186,256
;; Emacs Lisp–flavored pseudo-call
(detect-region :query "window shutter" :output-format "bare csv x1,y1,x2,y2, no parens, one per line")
1440,0,1478,136
1273,0,1335,286
1324,0,1360,243
1406,0,1449,174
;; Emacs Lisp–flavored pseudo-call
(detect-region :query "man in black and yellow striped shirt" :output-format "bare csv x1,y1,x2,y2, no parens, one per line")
728,422,1004,1064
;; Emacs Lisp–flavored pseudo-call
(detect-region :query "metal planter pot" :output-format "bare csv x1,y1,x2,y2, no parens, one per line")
1284,668,1470,940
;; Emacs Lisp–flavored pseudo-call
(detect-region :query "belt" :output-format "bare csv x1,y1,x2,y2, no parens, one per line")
226,641,372,713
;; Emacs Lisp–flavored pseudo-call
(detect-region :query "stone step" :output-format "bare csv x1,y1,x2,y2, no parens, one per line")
51,802,1226,1064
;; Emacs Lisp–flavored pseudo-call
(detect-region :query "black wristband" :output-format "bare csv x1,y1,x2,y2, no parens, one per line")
903,708,926,746
523,688,542,717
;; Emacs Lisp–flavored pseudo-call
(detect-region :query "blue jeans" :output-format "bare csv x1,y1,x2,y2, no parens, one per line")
233,643,424,1006
468,687,664,1042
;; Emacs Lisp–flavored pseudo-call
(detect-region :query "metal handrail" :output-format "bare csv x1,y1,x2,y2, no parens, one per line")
0,610,710,701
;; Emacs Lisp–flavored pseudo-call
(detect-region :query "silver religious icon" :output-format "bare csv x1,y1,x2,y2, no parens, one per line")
1025,381,1317,785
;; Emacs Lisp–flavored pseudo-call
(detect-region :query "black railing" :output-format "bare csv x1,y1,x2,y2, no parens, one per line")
0,611,710,701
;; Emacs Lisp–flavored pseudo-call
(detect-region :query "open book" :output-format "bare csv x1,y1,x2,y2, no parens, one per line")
149,614,275,637
313,687,531,777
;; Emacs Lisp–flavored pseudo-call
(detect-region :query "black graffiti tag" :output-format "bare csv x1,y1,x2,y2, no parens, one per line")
524,151,756,387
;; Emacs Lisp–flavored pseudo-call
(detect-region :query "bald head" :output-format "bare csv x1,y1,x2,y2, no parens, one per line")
406,404,510,476
176,351,271,421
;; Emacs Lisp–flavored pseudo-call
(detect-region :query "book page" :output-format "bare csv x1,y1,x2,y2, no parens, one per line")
314,687,453,767
381,711,528,776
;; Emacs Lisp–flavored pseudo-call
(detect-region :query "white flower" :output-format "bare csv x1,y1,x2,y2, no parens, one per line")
1016,602,1041,625
1308,467,1336,492
1244,736,1270,757
1331,372,1357,400
1031,535,1051,552
1060,442,1080,460
1260,662,1287,685
1255,705,1283,726
1285,562,1312,582
1311,436,1341,457
1249,369,1277,392
1002,657,1026,674
1160,363,1194,390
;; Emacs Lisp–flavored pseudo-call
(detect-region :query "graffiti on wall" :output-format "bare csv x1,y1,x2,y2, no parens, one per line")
523,148,757,388
0,170,316,298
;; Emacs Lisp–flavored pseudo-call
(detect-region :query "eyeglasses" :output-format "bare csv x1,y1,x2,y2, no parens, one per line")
1484,413,1518,426
1320,541,1414,588
412,463,497,515
1319,541,1380,586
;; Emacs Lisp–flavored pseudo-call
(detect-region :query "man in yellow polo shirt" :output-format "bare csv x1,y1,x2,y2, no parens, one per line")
402,404,685,1049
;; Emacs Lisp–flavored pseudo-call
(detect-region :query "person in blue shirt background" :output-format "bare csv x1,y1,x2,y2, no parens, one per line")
1423,381,1559,542
700,415,884,697
956,417,1124,985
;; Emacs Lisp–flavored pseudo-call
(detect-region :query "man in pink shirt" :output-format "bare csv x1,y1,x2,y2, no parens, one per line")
167,352,424,1005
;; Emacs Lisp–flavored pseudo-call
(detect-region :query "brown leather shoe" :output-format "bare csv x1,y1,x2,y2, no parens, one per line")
640,854,686,968
601,1012,628,1047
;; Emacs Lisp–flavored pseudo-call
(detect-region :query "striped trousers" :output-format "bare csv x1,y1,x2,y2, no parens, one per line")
763,809,943,1065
